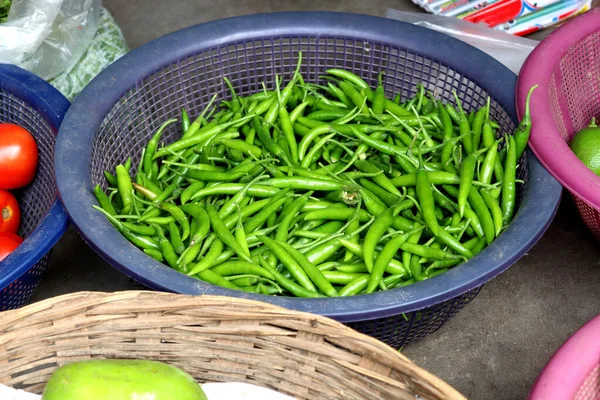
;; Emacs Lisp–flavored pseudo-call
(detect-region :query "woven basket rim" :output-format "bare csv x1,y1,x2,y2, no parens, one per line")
0,290,465,400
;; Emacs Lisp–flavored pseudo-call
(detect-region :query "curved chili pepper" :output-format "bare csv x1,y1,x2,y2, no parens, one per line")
514,85,538,160
206,204,253,263
416,169,439,235
502,136,517,225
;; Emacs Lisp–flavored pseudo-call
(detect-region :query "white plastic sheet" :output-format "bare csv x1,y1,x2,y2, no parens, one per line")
385,9,538,75
0,0,100,80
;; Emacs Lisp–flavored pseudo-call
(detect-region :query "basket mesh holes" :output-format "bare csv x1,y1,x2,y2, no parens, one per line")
0,91,56,237
90,35,518,348
564,30,600,238
0,254,49,310
575,364,600,400
573,195,600,237
560,31,600,139
346,288,481,348
549,73,570,142
0,90,56,310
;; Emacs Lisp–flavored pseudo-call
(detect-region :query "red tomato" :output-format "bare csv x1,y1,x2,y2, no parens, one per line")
0,232,23,262
0,123,38,189
0,189,20,234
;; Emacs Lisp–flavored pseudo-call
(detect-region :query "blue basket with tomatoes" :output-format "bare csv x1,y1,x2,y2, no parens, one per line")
0,64,70,310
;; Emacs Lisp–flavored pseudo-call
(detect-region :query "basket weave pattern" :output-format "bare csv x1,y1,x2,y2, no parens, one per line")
0,291,465,400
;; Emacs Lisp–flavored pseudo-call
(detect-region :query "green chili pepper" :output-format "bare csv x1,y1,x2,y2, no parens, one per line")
180,181,205,204
339,275,370,297
235,211,250,257
367,229,417,293
289,100,311,124
372,72,386,115
257,256,324,298
436,229,473,259
468,187,495,244
275,191,312,243
301,132,337,168
211,261,274,280
402,227,422,278
154,224,181,271
322,271,366,285
219,139,263,158
121,222,155,237
258,235,316,292
187,239,223,275
93,184,116,216
338,81,369,116
439,103,454,141
243,188,291,234
143,248,164,262
278,104,298,164
390,171,459,187
197,269,240,290
514,85,538,160
416,169,439,235
471,107,486,151
480,140,499,185
458,151,480,217
260,177,341,191
482,97,495,148
157,203,189,241
143,216,175,225
189,183,279,201
152,114,254,159
104,170,117,187
206,204,253,263
502,136,517,225
357,178,402,208
278,241,338,297
168,221,185,255
453,92,473,155
481,188,503,238
115,165,133,214
363,206,398,273
179,204,210,246
143,119,178,179
355,160,402,197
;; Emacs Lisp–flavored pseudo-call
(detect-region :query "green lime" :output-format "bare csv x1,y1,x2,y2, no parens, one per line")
569,118,600,176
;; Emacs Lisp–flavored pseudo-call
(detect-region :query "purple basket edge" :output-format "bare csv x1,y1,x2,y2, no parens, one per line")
516,9,600,211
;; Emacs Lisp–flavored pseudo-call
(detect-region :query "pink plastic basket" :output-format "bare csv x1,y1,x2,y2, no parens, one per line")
528,314,600,400
517,9,600,238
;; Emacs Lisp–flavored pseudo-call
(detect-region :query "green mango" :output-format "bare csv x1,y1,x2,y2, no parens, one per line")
41,359,208,400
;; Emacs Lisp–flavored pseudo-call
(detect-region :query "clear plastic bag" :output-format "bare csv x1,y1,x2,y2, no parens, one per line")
385,9,538,75
0,0,100,80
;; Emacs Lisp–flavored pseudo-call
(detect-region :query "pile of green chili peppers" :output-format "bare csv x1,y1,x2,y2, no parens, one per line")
93,52,538,298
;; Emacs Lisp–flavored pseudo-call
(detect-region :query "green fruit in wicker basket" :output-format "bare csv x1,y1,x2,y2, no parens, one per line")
41,359,208,400
569,118,600,176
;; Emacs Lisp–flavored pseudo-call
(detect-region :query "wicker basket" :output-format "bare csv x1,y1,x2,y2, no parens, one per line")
0,291,464,400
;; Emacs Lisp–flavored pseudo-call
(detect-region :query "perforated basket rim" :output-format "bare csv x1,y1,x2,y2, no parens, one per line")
517,8,600,211
55,12,562,323
0,64,70,291
528,314,600,400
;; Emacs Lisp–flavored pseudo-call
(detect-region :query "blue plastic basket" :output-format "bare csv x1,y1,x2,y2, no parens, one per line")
0,64,70,310
55,12,562,348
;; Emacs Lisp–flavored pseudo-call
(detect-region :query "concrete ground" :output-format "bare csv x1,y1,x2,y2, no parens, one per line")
32,1,600,399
